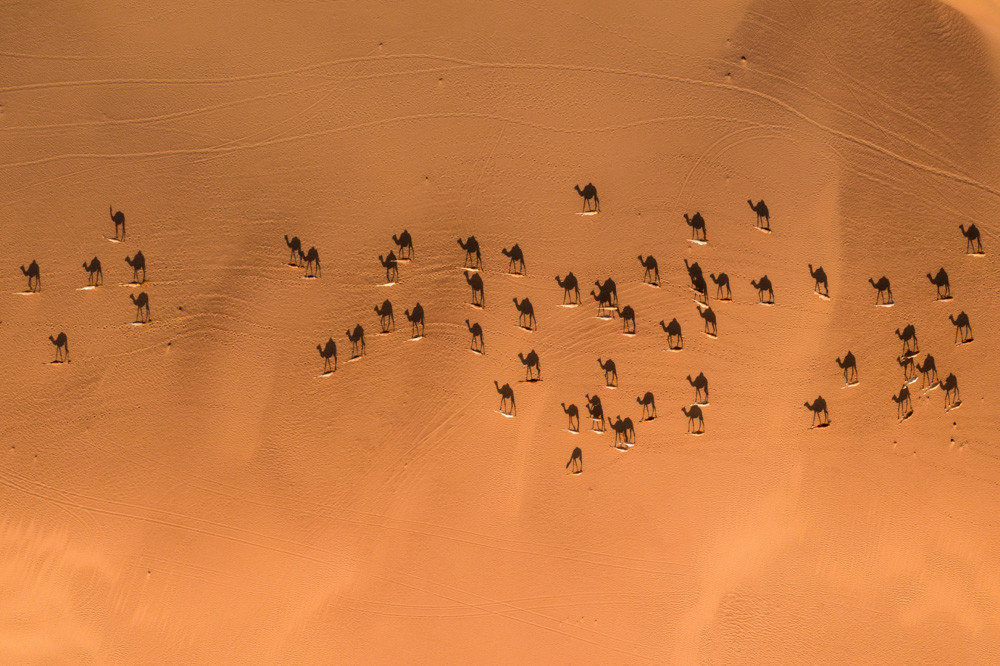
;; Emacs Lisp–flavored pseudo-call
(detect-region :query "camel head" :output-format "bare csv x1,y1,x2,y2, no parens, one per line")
895,328,902,337
748,199,754,207
512,297,520,306
683,213,690,223
574,184,583,195
494,380,500,391
869,278,877,287
517,353,525,362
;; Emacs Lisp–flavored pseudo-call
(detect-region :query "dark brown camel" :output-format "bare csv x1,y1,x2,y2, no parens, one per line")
897,355,916,383
49,332,69,362
298,247,321,277
927,268,950,300
638,255,659,285
518,349,541,381
594,278,618,307
942,373,960,410
379,251,398,283
466,271,485,307
684,212,707,241
555,273,580,304
598,357,617,386
574,183,599,212
710,272,731,300
636,392,656,420
836,352,858,385
457,236,482,269
660,318,683,349
110,205,125,240
750,275,774,304
346,324,366,358
809,264,828,297
466,319,484,354
501,244,525,275
585,394,606,431
513,297,535,330
892,385,912,419
405,303,425,338
687,372,709,403
697,304,717,336
748,199,770,230
494,381,516,415
916,354,938,388
317,338,337,373
374,300,395,333
83,257,103,286
960,224,983,254
562,403,580,431
804,396,829,427
950,311,972,343
609,415,635,447
125,251,146,283
284,235,302,265
896,324,918,355
615,305,636,334
681,405,704,433
392,230,413,260
869,276,893,305
566,446,583,473
20,260,40,292
130,292,150,323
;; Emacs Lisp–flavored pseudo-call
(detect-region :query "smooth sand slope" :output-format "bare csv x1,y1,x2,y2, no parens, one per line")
3,0,1000,661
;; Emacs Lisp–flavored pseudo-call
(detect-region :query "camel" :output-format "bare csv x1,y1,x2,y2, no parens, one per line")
392,230,413,260
590,289,613,316
960,224,982,254
660,318,683,349
405,303,425,338
284,235,302,265
836,352,858,385
895,324,918,355
927,268,950,300
897,355,916,383
566,446,583,473
809,264,828,297
692,274,709,304
317,338,337,373
378,251,398,283
125,251,146,284
950,311,973,343
501,244,525,275
804,396,829,427
687,372,709,403
750,275,774,304
574,183,599,212
110,205,125,240
684,212,707,241
298,247,321,277
594,278,618,307
130,292,150,323
562,403,580,431
585,394,606,431
457,236,482,269
555,273,580,304
638,255,659,285
346,324,365,358
20,260,40,292
518,349,541,381
684,259,704,286
710,272,731,300
697,304,717,336
615,305,636,334
916,354,938,388
494,381,516,415
942,373,960,410
83,257,103,286
49,332,68,362
892,385,913,419
466,271,485,307
374,300,395,333
681,405,704,433
598,358,617,387
636,392,656,421
869,276,893,305
466,320,484,354
748,199,770,230
513,297,536,330
609,416,635,447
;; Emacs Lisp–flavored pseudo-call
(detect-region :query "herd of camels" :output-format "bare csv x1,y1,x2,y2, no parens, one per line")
13,189,981,474
299,184,978,473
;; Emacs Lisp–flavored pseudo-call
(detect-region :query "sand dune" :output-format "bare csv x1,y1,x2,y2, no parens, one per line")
2,0,1000,661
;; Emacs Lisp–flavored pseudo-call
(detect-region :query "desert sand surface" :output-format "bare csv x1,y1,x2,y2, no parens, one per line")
3,0,1000,661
